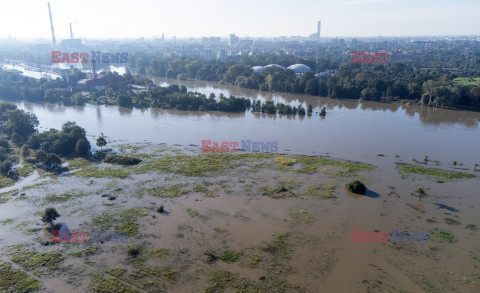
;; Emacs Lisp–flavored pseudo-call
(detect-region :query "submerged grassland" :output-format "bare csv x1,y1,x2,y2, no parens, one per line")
0,143,478,292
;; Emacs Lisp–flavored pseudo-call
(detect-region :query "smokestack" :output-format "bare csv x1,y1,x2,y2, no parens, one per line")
317,21,321,40
69,23,74,39
48,2,56,48
316,21,321,73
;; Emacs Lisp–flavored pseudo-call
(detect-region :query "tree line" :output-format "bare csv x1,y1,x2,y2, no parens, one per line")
127,53,480,110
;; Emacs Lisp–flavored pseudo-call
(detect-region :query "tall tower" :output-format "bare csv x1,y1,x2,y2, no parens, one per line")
69,23,74,39
316,21,321,73
48,2,56,47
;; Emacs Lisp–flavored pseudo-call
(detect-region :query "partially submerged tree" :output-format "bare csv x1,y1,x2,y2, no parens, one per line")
96,133,107,151
42,207,60,228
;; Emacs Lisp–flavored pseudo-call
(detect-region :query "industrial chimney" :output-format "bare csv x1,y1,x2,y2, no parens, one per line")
48,2,56,48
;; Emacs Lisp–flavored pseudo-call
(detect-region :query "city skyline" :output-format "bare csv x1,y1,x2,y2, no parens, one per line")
0,0,479,40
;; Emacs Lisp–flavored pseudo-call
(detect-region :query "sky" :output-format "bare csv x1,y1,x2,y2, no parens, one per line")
0,0,479,40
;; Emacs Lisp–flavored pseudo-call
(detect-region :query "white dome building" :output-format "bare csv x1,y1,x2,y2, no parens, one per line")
252,66,264,73
264,64,285,69
287,64,311,74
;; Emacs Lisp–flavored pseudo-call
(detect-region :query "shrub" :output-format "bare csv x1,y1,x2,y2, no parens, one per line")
45,153,61,168
157,205,164,213
415,187,426,195
126,246,139,257
103,155,141,165
320,106,326,116
35,150,47,163
20,145,30,158
346,180,366,195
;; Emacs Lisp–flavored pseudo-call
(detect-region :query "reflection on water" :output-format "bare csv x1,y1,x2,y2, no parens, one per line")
1,76,479,170
154,77,480,127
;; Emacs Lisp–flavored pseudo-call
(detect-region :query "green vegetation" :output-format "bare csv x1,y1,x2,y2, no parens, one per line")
156,205,164,213
304,183,336,199
88,208,148,236
135,153,242,177
106,267,126,278
67,157,92,170
264,232,292,258
91,276,138,293
45,190,89,203
17,163,34,177
260,178,302,199
163,270,177,284
148,249,170,259
248,255,261,268
431,229,455,242
345,180,367,195
9,245,64,272
72,166,130,179
289,209,314,223
193,184,208,193
127,246,140,258
218,250,241,263
415,187,426,195
203,269,291,293
186,208,208,220
452,77,480,86
0,260,41,292
41,207,60,228
146,184,187,198
396,163,476,181
104,154,141,165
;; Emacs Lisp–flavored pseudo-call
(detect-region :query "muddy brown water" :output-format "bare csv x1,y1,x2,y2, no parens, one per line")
0,74,479,292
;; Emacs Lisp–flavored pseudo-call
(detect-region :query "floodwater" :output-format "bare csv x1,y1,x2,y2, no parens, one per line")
1,69,480,292
3,77,479,172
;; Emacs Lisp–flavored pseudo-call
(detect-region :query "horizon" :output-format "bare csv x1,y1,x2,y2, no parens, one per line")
0,0,479,40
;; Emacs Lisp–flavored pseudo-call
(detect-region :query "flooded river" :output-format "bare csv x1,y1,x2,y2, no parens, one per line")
4,76,479,170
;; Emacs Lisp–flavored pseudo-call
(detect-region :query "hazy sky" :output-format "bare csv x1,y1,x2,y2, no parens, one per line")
1,0,479,40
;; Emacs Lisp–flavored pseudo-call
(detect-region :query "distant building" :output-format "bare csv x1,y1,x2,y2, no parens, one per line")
287,64,311,74
229,34,239,47
217,50,227,61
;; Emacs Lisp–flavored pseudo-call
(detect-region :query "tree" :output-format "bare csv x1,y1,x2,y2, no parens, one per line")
10,132,23,146
105,88,114,98
118,94,133,108
96,133,107,151
75,139,91,156
35,149,47,163
307,105,313,115
42,207,60,227
20,145,30,158
320,107,326,116
305,79,319,96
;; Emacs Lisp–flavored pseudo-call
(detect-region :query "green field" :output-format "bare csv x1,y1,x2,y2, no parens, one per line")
452,77,480,86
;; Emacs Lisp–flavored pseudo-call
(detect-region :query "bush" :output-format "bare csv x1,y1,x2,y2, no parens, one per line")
20,145,30,158
45,153,61,169
320,107,326,116
157,205,164,213
35,150,47,163
75,139,91,156
126,246,139,257
346,180,366,195
415,187,426,195
103,155,141,165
